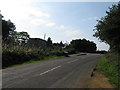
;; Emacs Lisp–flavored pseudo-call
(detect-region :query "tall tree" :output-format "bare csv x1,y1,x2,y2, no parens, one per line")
59,41,64,48
2,19,16,42
47,37,52,48
93,3,120,52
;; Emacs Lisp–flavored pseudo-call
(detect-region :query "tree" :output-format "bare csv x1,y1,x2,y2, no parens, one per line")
27,38,46,48
47,37,52,48
16,31,30,45
2,19,16,42
59,41,65,48
70,38,96,52
93,3,120,52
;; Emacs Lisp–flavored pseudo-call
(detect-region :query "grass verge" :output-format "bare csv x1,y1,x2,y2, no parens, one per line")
96,53,119,88
3,56,65,69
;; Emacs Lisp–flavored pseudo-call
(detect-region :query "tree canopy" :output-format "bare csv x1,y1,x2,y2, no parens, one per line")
70,38,97,53
93,3,120,52
16,31,30,45
2,19,16,42
47,37,52,48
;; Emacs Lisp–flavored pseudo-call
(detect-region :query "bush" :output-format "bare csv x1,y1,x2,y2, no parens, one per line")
2,49,41,68
2,45,65,68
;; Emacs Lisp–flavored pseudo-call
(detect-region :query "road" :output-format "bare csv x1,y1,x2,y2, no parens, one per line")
2,53,102,88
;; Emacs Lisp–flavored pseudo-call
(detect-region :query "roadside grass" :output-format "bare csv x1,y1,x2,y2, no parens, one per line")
96,53,119,88
22,56,65,64
3,56,65,69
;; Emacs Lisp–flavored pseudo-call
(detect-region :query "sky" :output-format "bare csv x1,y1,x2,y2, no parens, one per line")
0,0,119,51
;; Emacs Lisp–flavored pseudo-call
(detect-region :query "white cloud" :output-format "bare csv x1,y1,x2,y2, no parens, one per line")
30,18,56,27
0,0,50,22
59,25,65,29
26,9,50,18
0,0,34,20
55,25,66,30
46,22,56,27
0,0,57,31
64,30,81,37
30,19,47,25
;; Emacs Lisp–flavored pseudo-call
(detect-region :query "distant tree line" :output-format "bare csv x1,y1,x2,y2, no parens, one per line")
66,39,97,53
27,37,65,49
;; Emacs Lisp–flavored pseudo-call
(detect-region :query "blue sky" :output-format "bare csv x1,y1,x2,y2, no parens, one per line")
0,0,118,50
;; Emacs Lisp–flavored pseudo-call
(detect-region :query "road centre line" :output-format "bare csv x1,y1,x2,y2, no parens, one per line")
4,66,62,87
40,65,61,76
67,59,78,63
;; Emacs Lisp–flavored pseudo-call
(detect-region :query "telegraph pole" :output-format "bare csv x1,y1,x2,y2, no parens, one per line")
44,33,46,40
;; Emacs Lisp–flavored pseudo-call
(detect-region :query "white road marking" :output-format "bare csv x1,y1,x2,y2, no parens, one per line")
40,65,61,75
67,59,78,63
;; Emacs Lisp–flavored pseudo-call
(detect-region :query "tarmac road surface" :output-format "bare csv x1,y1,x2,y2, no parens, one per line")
2,53,102,88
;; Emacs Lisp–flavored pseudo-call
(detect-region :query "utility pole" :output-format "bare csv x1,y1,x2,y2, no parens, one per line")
44,33,46,40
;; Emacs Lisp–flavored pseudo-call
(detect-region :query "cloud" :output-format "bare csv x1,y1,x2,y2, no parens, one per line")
0,0,51,28
55,25,66,30
46,22,56,27
26,9,50,18
64,30,81,37
30,19,46,25
30,18,56,27
59,25,65,29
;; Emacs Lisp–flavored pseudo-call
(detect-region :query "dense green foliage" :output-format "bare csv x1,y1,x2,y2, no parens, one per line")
16,31,30,45
27,38,47,48
47,37,53,48
68,38,97,53
2,19,16,42
2,45,65,68
93,3,120,53
97,53,120,88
